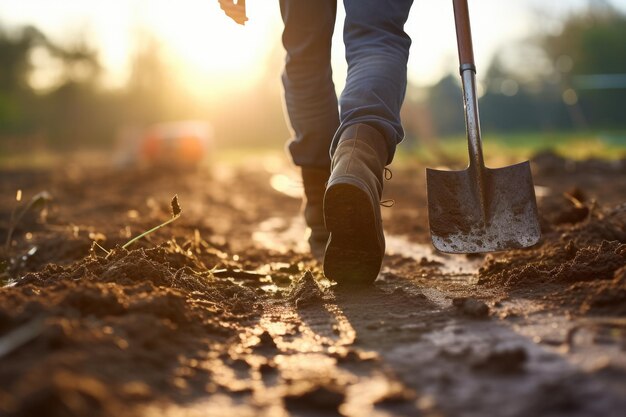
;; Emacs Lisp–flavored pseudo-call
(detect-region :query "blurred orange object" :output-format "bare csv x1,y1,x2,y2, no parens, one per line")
116,121,213,167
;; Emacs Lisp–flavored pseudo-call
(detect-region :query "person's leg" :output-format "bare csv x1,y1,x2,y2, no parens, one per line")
280,0,338,260
280,0,339,170
323,0,413,284
332,0,414,163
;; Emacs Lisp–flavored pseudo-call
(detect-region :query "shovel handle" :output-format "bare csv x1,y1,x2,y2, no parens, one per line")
453,0,476,73
453,0,485,171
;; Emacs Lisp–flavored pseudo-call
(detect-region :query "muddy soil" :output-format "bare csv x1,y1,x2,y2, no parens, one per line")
0,151,625,417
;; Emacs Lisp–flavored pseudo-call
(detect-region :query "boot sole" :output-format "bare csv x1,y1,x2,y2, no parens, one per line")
323,178,384,285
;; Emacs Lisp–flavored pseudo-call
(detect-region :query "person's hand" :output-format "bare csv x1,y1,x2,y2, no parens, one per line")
218,0,248,25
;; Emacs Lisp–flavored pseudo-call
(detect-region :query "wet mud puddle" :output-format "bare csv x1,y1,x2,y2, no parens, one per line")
253,216,480,278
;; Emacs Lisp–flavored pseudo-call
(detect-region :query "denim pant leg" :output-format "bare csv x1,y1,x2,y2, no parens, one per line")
333,0,414,165
280,0,339,169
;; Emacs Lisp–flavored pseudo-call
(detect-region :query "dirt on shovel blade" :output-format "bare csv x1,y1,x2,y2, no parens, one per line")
0,151,625,417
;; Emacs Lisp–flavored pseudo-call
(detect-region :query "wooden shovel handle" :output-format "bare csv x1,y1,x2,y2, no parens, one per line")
453,0,476,72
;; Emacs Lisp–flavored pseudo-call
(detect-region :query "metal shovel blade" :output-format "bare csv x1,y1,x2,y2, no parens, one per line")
426,161,541,253
426,0,541,254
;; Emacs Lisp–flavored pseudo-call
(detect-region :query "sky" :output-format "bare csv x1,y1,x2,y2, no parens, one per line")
1,0,625,94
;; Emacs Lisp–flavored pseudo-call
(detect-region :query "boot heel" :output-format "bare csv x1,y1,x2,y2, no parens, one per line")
323,180,384,284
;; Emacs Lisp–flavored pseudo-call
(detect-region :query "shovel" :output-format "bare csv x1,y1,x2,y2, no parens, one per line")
426,0,541,253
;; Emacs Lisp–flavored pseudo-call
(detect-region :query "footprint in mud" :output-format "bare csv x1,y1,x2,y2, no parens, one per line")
253,331,280,356
259,361,280,386
284,385,345,415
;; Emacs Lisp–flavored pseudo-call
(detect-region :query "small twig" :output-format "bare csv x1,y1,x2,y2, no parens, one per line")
91,241,111,256
122,215,180,250
563,192,585,209
118,195,182,252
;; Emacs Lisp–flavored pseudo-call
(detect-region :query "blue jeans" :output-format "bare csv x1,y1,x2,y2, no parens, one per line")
280,0,414,169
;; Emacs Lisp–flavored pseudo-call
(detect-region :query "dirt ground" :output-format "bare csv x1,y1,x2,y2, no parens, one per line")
0,150,625,417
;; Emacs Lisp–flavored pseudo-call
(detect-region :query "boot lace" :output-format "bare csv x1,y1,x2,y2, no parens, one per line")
380,168,394,207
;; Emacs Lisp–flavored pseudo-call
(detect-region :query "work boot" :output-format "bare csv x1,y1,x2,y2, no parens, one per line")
301,167,330,261
323,123,388,285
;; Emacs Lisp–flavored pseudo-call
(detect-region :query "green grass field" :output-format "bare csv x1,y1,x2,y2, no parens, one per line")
394,130,626,167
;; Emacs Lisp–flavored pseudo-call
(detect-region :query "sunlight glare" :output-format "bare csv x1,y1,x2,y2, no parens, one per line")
139,0,281,95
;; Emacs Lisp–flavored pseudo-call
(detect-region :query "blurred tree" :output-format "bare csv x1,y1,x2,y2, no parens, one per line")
400,1,626,150
0,25,45,133
480,51,571,132
478,2,626,133
542,1,626,128
0,23,110,149
0,26,45,92
46,38,101,86
426,74,465,137
44,40,106,148
126,33,174,124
